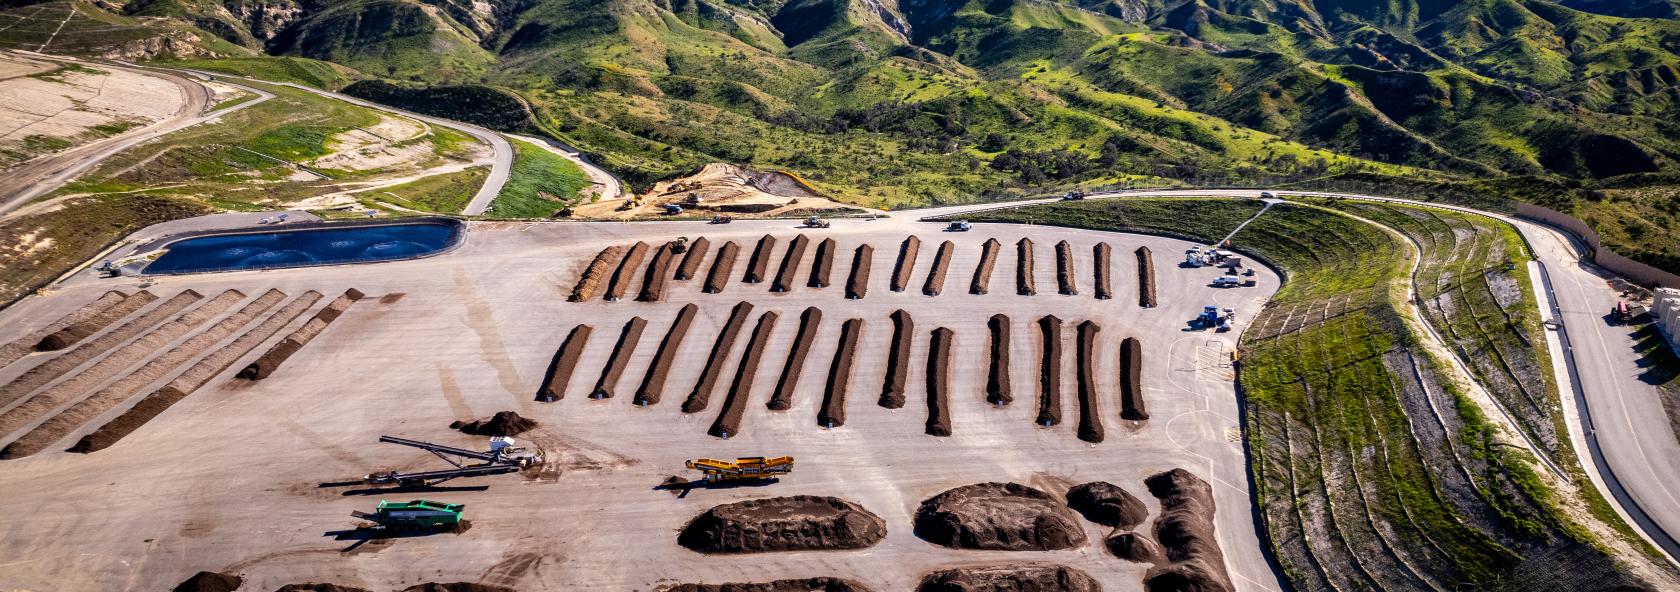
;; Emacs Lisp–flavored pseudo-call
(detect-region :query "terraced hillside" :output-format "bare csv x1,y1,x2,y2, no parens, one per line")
968,198,1672,592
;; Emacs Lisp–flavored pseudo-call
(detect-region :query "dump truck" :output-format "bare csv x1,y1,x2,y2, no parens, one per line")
352,500,463,530
685,456,794,483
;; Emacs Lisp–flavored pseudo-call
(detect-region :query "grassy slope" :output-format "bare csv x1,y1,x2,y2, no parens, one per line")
486,138,590,218
0,194,208,306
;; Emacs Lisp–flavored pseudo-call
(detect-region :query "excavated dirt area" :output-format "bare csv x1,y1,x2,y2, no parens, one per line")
913,482,1085,551
538,325,592,402
704,241,740,294
916,564,1100,592
663,577,872,592
452,411,539,437
769,307,822,411
678,496,887,553
879,310,913,409
591,316,648,399
891,236,921,292
0,216,1281,591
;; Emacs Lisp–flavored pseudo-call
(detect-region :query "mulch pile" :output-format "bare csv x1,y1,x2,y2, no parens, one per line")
592,316,648,399
925,327,954,437
820,318,863,428
916,564,1099,592
675,237,711,280
1,290,200,406
0,290,124,366
922,240,954,296
704,241,741,294
879,309,914,409
684,301,755,413
771,234,810,292
572,245,626,302
1120,336,1148,420
239,288,364,380
1092,242,1112,300
636,304,699,406
809,238,837,288
1067,481,1148,529
1144,468,1232,592
1136,246,1157,308
605,241,651,301
172,571,242,592
638,242,679,302
709,310,780,438
1074,320,1103,443
678,496,887,553
1107,531,1165,564
398,584,514,592
1036,315,1062,426
769,307,822,411
913,482,1086,550
971,238,1000,295
662,577,872,592
1016,238,1036,296
451,411,538,437
891,235,921,292
538,324,593,402
987,314,1012,405
743,234,777,284
846,244,873,299
1055,240,1077,296
36,290,157,351
274,584,374,592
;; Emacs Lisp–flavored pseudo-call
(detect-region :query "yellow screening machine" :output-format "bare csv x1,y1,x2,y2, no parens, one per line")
685,456,794,482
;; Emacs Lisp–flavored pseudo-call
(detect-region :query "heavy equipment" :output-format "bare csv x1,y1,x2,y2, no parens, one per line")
1189,306,1234,332
1061,191,1087,201
664,204,684,215
352,500,463,530
710,215,734,224
803,216,831,229
1212,275,1242,288
362,435,541,487
946,220,972,232
685,456,794,483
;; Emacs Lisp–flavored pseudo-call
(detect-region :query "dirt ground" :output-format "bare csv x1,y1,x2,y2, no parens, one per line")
0,52,185,169
0,212,1280,591
571,163,862,220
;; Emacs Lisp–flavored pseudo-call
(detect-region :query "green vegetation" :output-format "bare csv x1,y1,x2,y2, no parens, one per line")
487,139,590,218
161,56,362,90
0,194,208,306
371,166,489,214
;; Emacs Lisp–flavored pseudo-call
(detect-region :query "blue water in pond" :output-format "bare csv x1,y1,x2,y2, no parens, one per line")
144,223,458,274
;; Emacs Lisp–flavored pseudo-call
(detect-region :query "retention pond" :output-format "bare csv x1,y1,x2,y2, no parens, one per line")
142,220,462,275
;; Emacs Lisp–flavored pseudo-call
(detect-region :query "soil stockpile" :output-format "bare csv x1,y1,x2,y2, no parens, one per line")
684,301,755,413
398,584,513,592
743,234,777,284
987,314,1012,405
0,291,128,369
678,496,887,553
1074,320,1103,443
0,290,200,408
1016,239,1036,296
1136,246,1156,308
879,309,914,409
1093,242,1113,300
173,571,242,592
1067,481,1148,529
1036,315,1063,427
709,310,780,438
63,291,320,455
891,235,921,292
663,577,872,592
922,241,953,296
771,234,810,292
926,327,954,437
538,324,593,402
451,411,538,437
1056,240,1078,296
769,307,822,411
1107,531,1165,564
592,316,648,398
638,242,680,302
36,290,157,351
637,304,699,405
239,288,364,380
913,482,1086,550
571,245,627,302
916,564,1100,592
819,318,862,427
606,241,651,301
845,244,873,299
971,238,1000,295
809,238,836,288
1144,468,1231,592
676,237,712,280
274,584,374,592
704,241,741,293
1120,337,1147,420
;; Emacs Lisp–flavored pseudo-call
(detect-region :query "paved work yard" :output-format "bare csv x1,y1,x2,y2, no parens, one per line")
0,214,1280,591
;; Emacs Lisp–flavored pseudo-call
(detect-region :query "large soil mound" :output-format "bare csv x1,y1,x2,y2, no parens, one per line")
1067,481,1147,529
679,495,887,553
274,585,374,592
398,584,514,592
173,571,241,592
663,578,873,592
916,563,1100,592
450,411,538,437
913,482,1086,550
1144,469,1231,592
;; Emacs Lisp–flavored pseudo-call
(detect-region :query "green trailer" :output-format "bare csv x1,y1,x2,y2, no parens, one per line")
352,500,463,529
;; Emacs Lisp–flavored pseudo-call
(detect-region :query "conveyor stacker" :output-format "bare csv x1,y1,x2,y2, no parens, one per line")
363,435,540,487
